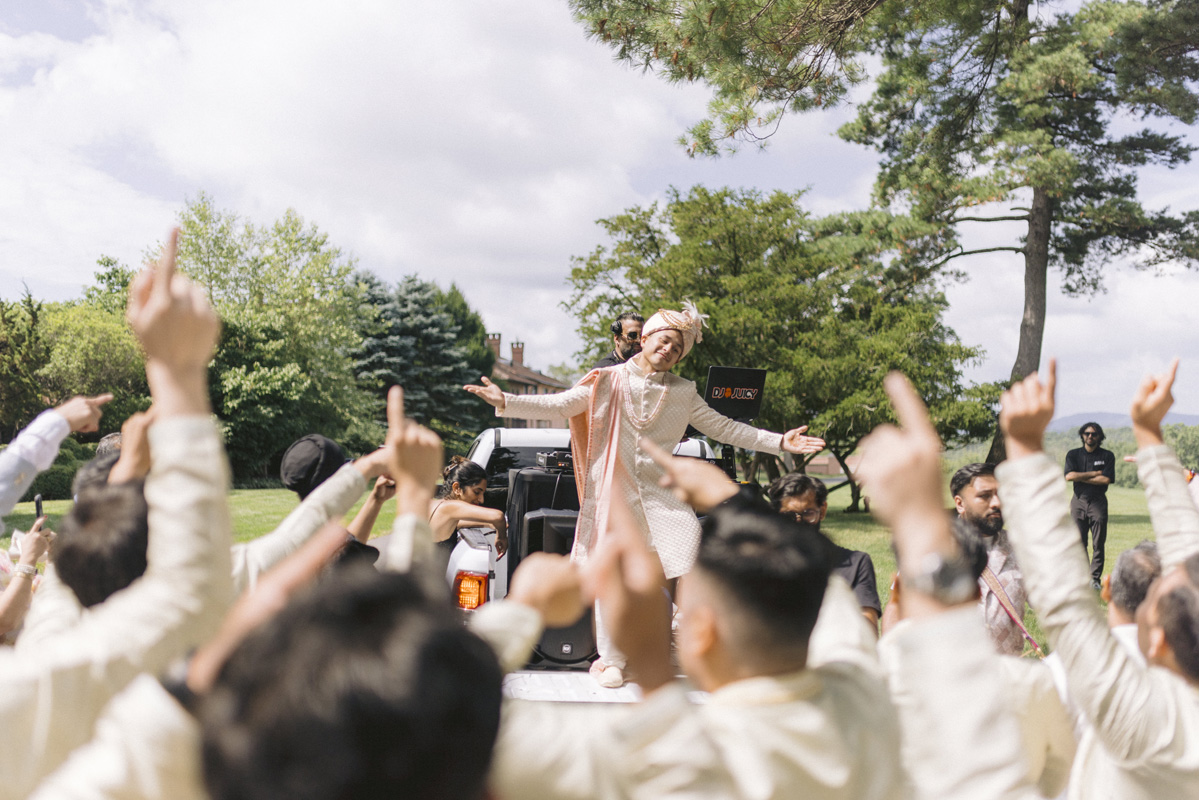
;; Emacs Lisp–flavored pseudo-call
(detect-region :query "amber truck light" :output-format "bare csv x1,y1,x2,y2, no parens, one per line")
453,571,489,610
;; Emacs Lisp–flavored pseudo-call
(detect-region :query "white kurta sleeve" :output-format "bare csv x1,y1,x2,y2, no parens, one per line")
1137,444,1199,571
229,462,367,595
686,391,782,455
498,384,591,422
0,416,233,800
998,452,1197,767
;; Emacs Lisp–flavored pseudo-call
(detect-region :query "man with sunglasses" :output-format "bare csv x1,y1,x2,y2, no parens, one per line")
1065,422,1115,590
767,472,881,633
591,312,644,369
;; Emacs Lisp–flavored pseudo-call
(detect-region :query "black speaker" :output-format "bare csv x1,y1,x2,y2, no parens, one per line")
519,508,597,667
535,609,597,666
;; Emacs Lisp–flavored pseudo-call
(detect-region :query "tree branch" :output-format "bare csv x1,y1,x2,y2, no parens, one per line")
952,214,1030,223
927,245,1026,272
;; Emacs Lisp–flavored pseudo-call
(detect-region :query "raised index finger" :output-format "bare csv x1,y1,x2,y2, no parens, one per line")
884,372,937,440
155,227,179,299
386,385,406,433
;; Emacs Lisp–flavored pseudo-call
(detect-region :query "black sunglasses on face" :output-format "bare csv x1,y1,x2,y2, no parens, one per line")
785,509,822,523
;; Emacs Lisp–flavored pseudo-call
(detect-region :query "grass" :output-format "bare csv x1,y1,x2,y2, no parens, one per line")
1,490,399,552
821,483,1153,656
2,480,1153,657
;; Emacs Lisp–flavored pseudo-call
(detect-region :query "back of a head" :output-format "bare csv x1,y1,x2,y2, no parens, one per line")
201,565,503,800
95,431,123,460
1111,541,1161,617
71,450,121,497
1157,553,1199,683
54,482,149,608
280,434,347,500
765,472,828,510
696,502,831,656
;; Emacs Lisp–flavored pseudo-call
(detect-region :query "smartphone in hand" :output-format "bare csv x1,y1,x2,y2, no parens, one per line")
34,493,44,520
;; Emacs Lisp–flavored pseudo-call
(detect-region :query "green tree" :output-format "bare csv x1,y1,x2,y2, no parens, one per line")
353,273,489,454
566,186,996,508
171,194,373,478
37,302,150,431
0,291,49,442
571,0,1199,462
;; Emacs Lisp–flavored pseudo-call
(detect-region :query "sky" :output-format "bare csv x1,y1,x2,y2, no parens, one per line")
2,0,1197,420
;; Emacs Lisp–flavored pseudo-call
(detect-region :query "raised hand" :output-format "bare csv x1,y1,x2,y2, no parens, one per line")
463,376,506,410
108,408,156,484
1130,358,1179,448
384,386,443,516
999,359,1057,460
17,518,53,566
781,425,826,455
53,394,114,433
507,553,588,628
126,227,220,373
642,437,737,514
856,373,945,530
370,475,397,503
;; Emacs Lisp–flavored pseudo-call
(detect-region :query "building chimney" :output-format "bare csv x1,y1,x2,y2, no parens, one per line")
486,333,501,361
511,341,524,368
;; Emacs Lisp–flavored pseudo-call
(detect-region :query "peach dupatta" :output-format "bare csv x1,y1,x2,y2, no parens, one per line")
567,368,625,564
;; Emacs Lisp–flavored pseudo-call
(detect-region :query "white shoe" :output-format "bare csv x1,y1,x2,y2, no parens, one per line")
589,660,625,688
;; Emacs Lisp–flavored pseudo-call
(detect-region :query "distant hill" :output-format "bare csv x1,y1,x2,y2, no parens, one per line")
1048,411,1199,433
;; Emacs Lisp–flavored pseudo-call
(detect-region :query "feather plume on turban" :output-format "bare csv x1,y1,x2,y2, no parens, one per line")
642,300,709,359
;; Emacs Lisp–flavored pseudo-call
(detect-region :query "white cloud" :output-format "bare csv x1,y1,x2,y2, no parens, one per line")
1,0,1196,419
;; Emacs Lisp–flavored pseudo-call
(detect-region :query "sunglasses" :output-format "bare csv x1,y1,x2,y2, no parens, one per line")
1083,431,1100,437
621,331,642,341
784,509,822,523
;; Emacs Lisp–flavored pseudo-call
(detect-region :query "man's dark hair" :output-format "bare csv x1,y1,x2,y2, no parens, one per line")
950,462,996,499
1110,541,1161,615
1157,553,1199,682
95,432,123,459
54,483,149,608
71,451,121,496
765,472,828,510
695,502,830,656
201,565,503,800
609,312,645,337
1078,422,1106,445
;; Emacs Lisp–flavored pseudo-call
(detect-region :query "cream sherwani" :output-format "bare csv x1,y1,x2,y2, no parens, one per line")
998,447,1199,799
500,360,782,579
23,512,439,800
0,417,233,800
17,462,370,651
487,577,906,800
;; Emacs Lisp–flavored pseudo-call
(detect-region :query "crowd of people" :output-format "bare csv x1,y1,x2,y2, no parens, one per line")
0,228,1197,799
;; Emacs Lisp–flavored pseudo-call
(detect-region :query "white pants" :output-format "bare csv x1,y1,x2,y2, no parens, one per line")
594,604,627,669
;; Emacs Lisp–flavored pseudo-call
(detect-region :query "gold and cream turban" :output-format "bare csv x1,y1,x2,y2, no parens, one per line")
642,300,709,359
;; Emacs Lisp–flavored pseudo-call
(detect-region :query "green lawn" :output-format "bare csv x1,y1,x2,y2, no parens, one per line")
1,490,399,552
2,481,1153,656
821,483,1153,655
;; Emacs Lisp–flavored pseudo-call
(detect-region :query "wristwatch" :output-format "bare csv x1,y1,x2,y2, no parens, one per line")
902,551,977,605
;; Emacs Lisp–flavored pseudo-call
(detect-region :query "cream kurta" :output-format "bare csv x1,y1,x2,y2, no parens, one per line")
500,360,783,578
998,447,1199,800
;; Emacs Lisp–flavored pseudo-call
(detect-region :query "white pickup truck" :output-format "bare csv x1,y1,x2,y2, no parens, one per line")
446,427,716,612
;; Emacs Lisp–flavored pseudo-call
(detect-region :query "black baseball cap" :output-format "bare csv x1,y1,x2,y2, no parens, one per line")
280,434,348,499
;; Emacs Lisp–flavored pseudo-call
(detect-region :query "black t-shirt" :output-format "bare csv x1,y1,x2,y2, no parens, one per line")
829,543,882,615
592,352,624,370
1064,446,1115,501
